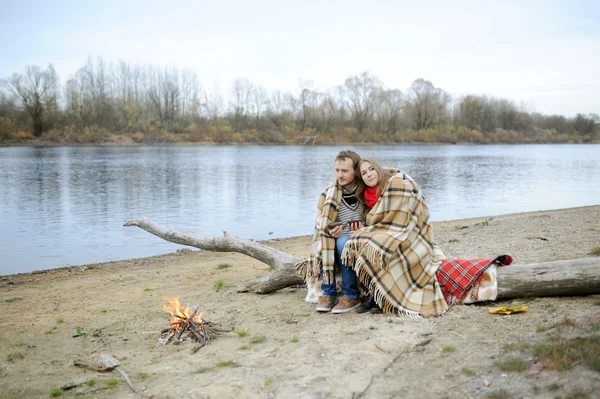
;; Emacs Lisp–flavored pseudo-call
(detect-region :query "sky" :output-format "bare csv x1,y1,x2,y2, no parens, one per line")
1,0,599,117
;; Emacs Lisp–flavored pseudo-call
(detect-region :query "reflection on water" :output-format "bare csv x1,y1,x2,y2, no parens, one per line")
1,144,598,275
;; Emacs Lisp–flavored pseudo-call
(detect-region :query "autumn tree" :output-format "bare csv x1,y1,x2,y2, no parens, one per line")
455,95,485,130
2,65,59,137
373,88,404,135
231,78,253,131
573,113,597,135
266,90,294,131
249,84,269,129
343,71,382,133
406,78,450,130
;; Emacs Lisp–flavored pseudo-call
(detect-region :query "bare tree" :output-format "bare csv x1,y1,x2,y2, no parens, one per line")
87,57,111,128
343,71,382,133
374,89,404,135
202,80,224,126
2,65,58,136
406,78,450,130
180,69,200,126
146,66,181,128
231,78,253,131
496,99,519,131
266,90,292,130
249,85,269,129
573,113,597,135
455,95,485,131
298,86,323,132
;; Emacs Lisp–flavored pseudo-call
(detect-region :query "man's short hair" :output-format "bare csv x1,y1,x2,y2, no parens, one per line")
335,150,361,170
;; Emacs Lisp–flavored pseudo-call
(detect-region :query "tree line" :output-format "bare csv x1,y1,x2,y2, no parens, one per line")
1,57,598,144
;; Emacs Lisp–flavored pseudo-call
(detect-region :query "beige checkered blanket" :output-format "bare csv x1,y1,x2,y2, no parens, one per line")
297,180,343,285
342,171,448,318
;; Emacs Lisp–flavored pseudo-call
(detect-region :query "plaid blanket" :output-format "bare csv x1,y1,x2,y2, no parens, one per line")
437,255,513,306
297,180,343,285
342,171,448,318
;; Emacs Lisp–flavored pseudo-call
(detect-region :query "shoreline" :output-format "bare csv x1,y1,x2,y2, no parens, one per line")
3,205,598,282
2,141,599,148
1,204,599,398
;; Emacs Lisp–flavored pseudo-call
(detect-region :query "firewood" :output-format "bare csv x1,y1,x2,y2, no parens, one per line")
175,321,189,340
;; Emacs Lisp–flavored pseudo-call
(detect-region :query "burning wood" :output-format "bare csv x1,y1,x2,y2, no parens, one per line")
159,297,227,353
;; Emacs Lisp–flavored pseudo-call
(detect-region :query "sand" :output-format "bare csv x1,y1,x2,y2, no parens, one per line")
1,206,599,398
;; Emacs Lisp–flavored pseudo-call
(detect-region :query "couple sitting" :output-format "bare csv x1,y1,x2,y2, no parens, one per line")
299,150,512,317
299,150,449,317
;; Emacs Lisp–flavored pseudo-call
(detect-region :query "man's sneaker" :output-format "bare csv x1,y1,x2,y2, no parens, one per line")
331,296,361,314
316,296,336,312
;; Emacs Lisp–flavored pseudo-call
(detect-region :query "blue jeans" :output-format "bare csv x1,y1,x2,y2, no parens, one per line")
321,235,358,299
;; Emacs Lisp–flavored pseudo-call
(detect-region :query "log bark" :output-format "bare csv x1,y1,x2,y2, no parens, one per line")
124,218,600,298
496,257,600,299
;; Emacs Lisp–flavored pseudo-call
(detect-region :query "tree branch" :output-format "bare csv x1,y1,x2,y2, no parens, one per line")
124,218,303,293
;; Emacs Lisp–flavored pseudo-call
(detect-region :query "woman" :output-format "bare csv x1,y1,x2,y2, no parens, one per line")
342,158,448,318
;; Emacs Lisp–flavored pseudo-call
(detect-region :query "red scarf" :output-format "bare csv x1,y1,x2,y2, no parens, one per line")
364,186,379,208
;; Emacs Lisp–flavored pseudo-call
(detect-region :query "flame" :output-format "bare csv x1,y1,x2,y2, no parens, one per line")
162,297,203,325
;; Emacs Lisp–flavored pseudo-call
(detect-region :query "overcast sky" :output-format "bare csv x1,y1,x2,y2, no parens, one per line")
1,0,598,116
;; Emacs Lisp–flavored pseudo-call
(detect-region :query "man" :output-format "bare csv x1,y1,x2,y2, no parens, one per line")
301,150,364,313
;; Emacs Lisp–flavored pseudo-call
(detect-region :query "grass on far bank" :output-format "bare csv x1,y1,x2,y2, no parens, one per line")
2,124,598,147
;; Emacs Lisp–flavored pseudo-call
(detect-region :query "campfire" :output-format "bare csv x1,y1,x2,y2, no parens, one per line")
159,297,225,352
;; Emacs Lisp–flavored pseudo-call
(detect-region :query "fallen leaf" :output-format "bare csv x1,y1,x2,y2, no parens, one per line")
488,305,528,315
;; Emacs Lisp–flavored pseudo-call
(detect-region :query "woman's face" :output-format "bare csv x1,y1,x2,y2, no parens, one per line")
360,162,379,187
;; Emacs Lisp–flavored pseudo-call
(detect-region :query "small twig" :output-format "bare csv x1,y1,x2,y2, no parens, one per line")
353,376,375,399
415,338,433,347
448,330,467,340
357,338,434,397
115,368,152,398
374,344,391,355
89,387,109,393
60,378,92,391
450,380,470,390
383,349,409,373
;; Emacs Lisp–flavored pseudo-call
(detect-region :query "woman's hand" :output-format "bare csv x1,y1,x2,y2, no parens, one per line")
348,221,363,231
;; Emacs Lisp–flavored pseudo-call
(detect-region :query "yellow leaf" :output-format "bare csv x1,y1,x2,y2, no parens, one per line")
488,305,528,315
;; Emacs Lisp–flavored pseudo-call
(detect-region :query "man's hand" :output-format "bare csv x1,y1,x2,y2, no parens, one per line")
328,224,343,238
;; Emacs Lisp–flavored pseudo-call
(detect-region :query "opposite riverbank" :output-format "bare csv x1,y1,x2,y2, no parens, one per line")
1,206,599,398
2,125,598,148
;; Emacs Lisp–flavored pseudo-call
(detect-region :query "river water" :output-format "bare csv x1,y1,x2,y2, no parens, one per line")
1,144,598,275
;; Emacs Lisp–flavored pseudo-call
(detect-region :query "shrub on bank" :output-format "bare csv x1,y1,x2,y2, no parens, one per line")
0,117,16,141
130,130,176,144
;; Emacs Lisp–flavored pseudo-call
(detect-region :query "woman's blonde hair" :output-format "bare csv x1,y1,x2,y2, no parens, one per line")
357,158,391,205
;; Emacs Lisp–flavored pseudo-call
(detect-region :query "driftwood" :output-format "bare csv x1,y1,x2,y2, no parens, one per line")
124,218,600,298
124,218,303,294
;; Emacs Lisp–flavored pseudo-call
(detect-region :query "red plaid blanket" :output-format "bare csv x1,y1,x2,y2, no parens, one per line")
436,255,512,306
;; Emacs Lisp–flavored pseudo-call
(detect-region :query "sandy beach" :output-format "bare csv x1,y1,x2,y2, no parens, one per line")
1,206,599,399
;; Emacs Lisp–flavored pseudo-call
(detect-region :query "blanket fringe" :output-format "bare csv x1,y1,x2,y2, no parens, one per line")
343,241,390,272
355,260,446,319
295,259,309,280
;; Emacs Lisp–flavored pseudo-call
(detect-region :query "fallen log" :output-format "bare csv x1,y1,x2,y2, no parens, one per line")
124,218,600,298
124,218,303,294
496,257,600,299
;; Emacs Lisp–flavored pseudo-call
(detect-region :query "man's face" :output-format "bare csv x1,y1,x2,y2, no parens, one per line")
335,158,356,187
